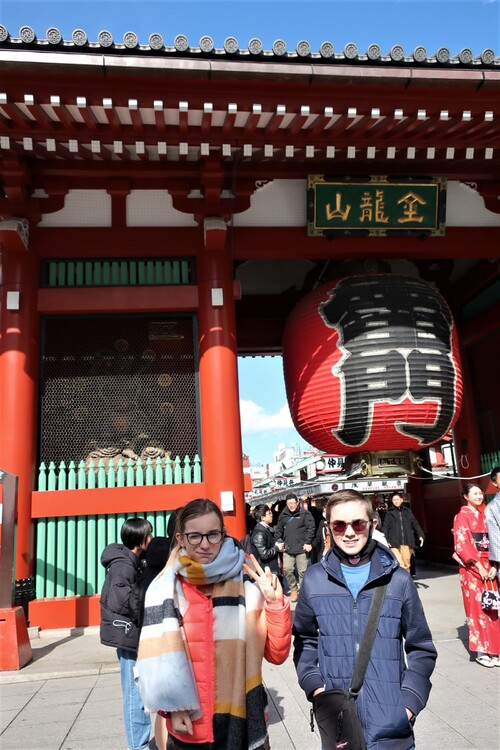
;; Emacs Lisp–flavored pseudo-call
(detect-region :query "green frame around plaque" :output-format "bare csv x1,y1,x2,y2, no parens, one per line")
307,176,447,237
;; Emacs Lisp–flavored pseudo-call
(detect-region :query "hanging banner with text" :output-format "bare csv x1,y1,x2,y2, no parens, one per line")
307,176,446,237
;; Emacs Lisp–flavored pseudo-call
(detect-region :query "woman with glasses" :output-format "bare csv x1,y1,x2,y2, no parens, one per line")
251,504,284,579
137,498,291,750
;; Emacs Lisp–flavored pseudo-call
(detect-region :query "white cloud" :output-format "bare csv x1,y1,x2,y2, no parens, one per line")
240,399,294,434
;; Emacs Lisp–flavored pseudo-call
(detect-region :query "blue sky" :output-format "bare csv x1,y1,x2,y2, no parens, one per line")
1,0,498,465
238,357,312,465
1,1,499,54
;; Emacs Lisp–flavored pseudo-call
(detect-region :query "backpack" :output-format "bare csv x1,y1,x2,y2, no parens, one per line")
239,533,254,555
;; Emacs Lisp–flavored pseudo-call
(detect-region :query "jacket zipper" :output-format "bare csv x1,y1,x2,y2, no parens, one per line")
353,596,359,654
206,595,215,743
341,572,385,729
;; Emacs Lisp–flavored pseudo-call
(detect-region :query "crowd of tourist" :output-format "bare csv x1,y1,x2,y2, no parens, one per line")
99,467,500,749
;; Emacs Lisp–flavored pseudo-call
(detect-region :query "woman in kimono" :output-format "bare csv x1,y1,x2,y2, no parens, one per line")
453,482,500,667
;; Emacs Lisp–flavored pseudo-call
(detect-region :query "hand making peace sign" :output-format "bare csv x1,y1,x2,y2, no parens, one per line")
243,554,283,604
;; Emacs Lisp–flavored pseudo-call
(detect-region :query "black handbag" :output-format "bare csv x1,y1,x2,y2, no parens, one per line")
310,584,387,750
481,579,500,611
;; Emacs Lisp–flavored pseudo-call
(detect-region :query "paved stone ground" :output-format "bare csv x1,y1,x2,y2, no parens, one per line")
0,563,498,749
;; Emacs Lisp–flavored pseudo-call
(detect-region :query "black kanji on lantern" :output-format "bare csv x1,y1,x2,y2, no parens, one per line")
318,275,459,448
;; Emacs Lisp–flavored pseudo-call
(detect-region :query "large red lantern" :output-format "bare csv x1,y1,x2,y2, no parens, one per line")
282,274,463,454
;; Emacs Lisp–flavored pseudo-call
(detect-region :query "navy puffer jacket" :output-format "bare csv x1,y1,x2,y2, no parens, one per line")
293,543,437,750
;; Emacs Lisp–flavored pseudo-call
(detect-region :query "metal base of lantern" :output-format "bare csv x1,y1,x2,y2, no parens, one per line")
344,450,417,479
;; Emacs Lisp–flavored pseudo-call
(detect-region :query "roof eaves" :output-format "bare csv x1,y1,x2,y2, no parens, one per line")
0,25,498,69
2,47,497,91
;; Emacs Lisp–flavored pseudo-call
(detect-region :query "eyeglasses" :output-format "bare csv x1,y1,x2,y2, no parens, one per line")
183,530,223,546
330,519,370,534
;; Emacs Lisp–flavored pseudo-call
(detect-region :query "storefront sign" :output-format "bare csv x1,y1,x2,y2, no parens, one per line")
270,477,300,488
336,478,407,492
307,176,446,236
319,455,345,473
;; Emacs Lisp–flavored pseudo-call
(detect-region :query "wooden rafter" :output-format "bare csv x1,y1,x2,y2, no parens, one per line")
49,99,78,133
222,104,237,138
344,112,380,140
0,64,497,182
0,101,35,129
76,101,102,133
307,108,335,137
322,114,351,139
102,103,123,135
23,100,56,130
264,106,286,138
178,104,189,137
286,107,310,137
154,105,166,135
243,106,262,137
200,105,213,137
129,104,144,135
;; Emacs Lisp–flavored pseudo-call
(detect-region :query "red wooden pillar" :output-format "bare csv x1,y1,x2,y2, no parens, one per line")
0,227,39,580
452,346,482,486
197,218,245,538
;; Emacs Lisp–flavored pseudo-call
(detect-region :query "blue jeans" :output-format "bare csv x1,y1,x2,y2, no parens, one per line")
117,648,151,750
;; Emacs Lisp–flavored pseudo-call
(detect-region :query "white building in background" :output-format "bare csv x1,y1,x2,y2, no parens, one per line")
268,442,311,477
248,464,268,482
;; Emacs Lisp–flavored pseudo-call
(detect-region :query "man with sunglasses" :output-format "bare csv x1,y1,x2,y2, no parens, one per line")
293,490,436,750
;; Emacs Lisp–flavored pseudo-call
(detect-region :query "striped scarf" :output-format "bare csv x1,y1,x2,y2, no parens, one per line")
137,537,269,750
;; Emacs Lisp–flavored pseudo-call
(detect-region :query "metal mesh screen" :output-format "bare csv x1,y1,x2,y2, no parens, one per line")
40,315,198,467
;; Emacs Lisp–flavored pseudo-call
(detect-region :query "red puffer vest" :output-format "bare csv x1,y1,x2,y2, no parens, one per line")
165,578,291,744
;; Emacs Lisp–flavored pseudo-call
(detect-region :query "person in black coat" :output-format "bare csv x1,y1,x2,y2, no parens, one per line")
382,492,425,573
311,497,330,564
139,536,171,629
274,493,316,601
250,504,284,577
100,517,153,750
245,502,257,533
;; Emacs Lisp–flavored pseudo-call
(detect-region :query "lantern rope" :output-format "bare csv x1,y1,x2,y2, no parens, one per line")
414,461,491,481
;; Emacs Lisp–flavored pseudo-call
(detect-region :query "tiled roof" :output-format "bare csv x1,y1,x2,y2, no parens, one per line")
0,24,497,67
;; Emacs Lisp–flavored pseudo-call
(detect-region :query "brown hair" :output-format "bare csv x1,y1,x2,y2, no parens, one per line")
174,498,225,538
325,489,376,524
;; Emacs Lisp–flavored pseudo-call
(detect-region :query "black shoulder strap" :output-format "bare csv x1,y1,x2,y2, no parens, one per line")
350,583,387,696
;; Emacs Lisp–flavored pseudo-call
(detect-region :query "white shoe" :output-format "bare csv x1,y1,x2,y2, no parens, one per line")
476,654,495,667
489,656,500,667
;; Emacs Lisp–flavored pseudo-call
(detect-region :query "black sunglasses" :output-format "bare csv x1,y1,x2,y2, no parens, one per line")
330,519,370,534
